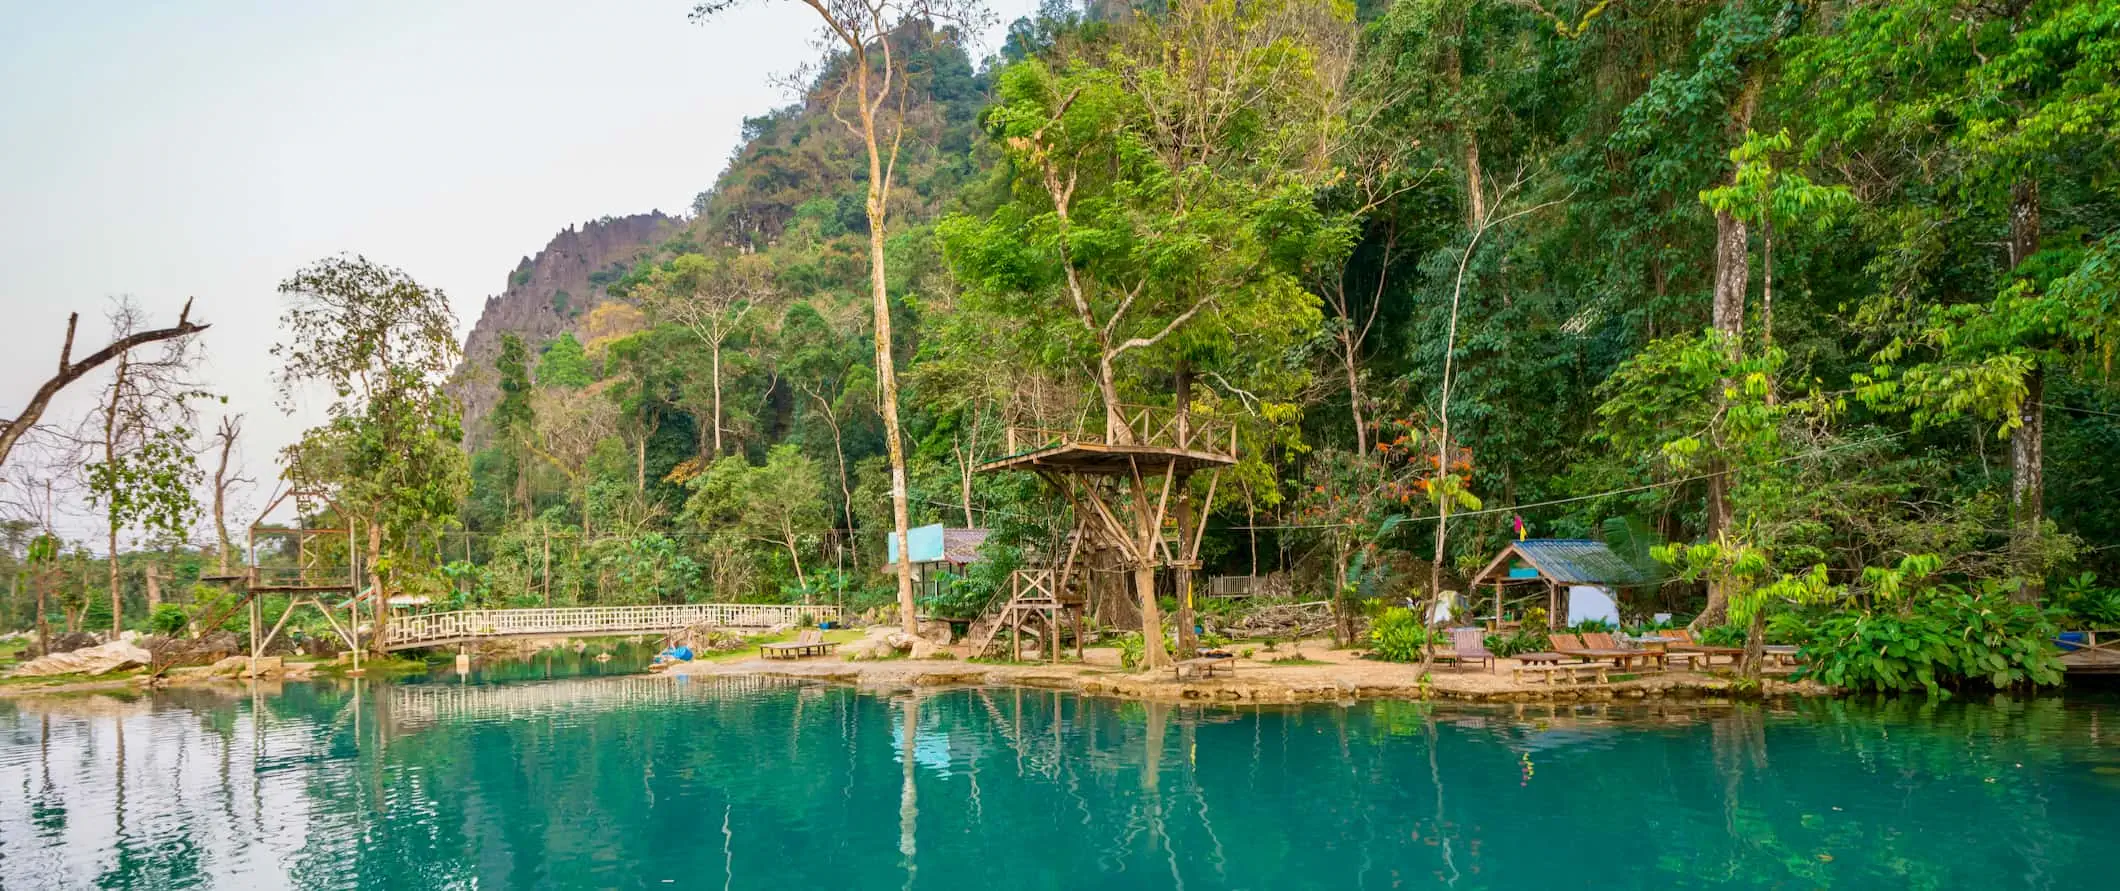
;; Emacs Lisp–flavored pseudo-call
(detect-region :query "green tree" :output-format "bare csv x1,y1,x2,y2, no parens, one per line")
275,256,470,647
1792,0,2120,597
492,333,537,521
536,333,593,388
82,299,207,633
683,445,831,596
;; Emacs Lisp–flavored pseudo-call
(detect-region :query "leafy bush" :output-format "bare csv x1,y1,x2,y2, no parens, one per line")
2056,573,2120,627
1567,618,1617,634
1801,588,2064,695
1367,607,1439,663
1117,633,1145,669
1485,627,1551,657
1700,624,1748,648
149,603,190,636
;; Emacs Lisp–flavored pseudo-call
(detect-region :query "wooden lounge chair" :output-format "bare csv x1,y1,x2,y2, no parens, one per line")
1552,633,1652,670
760,629,837,660
1451,628,1496,672
1663,629,1743,666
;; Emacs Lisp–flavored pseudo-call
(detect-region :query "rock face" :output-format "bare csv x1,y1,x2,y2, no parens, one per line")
452,212,680,443
8,640,153,678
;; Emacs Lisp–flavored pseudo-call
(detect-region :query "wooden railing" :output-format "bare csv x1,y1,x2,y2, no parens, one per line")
381,603,840,650
1003,403,1235,456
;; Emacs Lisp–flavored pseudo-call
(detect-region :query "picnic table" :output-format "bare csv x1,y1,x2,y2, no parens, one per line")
1516,652,1568,666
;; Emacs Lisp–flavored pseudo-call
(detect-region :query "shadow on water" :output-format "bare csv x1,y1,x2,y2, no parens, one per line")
3,669,2118,890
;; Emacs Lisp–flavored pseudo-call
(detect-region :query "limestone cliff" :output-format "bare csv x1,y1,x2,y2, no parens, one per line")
453,212,678,443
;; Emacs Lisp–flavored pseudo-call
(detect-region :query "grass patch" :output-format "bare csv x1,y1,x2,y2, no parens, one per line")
692,628,863,663
1267,656,1330,666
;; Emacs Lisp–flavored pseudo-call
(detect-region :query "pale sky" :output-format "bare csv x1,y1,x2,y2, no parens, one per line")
0,1,1029,544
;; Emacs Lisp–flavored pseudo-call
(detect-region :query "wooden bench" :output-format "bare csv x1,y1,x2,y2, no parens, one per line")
760,630,837,660
1175,656,1234,680
1511,663,1609,686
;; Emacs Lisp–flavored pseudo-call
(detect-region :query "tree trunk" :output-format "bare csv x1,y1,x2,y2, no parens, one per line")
367,519,386,652
1172,364,1196,659
2007,177,2044,602
1696,206,1751,631
1334,542,1353,646
213,428,234,575
852,60,921,637
2011,368,2045,602
105,353,125,636
1134,564,1168,669
1342,334,1368,453
35,571,49,656
1095,353,1129,444
1741,601,1767,683
145,565,160,614
785,530,807,592
711,340,724,457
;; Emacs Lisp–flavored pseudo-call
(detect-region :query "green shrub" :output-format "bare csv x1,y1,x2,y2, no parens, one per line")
1801,587,2064,695
1117,633,1145,669
1366,607,1439,663
2056,573,2120,627
1700,624,1748,648
1566,618,1617,634
149,603,189,636
1484,627,1551,657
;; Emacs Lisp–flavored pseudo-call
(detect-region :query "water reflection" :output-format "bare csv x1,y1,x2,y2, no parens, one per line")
3,680,2119,889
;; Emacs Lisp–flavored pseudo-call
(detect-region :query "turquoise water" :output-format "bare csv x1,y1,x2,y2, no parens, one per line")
3,673,2118,890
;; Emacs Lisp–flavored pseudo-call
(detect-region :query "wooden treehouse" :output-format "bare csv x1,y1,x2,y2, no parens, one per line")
196,484,371,671
976,402,1235,669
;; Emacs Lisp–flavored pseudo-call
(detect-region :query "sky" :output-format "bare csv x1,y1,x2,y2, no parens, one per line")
0,0,1032,545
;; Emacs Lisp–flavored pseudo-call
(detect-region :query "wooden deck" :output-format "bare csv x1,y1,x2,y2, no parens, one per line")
976,441,1235,476
2061,630,2120,674
382,604,839,651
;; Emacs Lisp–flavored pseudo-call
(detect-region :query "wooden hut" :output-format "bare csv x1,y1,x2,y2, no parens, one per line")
1467,539,1650,630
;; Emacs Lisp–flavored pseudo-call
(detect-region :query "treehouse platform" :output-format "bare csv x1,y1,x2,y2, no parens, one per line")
977,441,1234,476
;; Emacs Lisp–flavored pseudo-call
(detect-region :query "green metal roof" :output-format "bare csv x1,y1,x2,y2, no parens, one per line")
1512,539,1650,586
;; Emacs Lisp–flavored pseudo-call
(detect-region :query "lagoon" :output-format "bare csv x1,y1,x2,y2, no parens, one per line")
3,669,2117,890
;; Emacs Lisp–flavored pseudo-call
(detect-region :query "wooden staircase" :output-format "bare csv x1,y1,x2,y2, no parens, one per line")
964,569,1080,660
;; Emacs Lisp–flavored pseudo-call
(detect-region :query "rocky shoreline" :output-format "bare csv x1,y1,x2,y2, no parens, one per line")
664,649,1833,704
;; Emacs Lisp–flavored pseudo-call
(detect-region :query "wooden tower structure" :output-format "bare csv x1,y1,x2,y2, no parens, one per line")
976,401,1234,670
196,484,367,672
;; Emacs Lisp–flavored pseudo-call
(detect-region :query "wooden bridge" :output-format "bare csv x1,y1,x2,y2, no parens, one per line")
380,603,840,651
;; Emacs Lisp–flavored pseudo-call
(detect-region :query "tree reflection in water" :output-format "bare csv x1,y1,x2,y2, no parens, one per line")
3,680,2119,889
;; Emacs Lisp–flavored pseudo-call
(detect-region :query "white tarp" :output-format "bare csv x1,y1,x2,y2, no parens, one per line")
1566,585,1620,627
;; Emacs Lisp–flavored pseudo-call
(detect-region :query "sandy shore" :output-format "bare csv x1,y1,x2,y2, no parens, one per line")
665,639,1830,703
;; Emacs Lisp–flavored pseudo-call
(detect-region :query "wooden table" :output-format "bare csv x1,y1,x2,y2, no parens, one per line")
1516,652,1568,666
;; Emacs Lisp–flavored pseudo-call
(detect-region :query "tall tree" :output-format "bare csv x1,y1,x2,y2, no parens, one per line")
209,415,251,575
634,253,772,458
81,299,207,634
275,256,470,647
694,0,985,634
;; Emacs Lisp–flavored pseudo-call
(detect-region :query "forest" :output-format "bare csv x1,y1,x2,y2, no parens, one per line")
4,0,2116,692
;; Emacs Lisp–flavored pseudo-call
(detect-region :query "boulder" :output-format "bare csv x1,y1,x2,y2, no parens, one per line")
240,656,285,679
8,640,153,678
909,639,947,660
207,656,250,677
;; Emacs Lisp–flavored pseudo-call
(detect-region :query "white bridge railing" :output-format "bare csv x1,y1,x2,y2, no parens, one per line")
381,603,840,650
